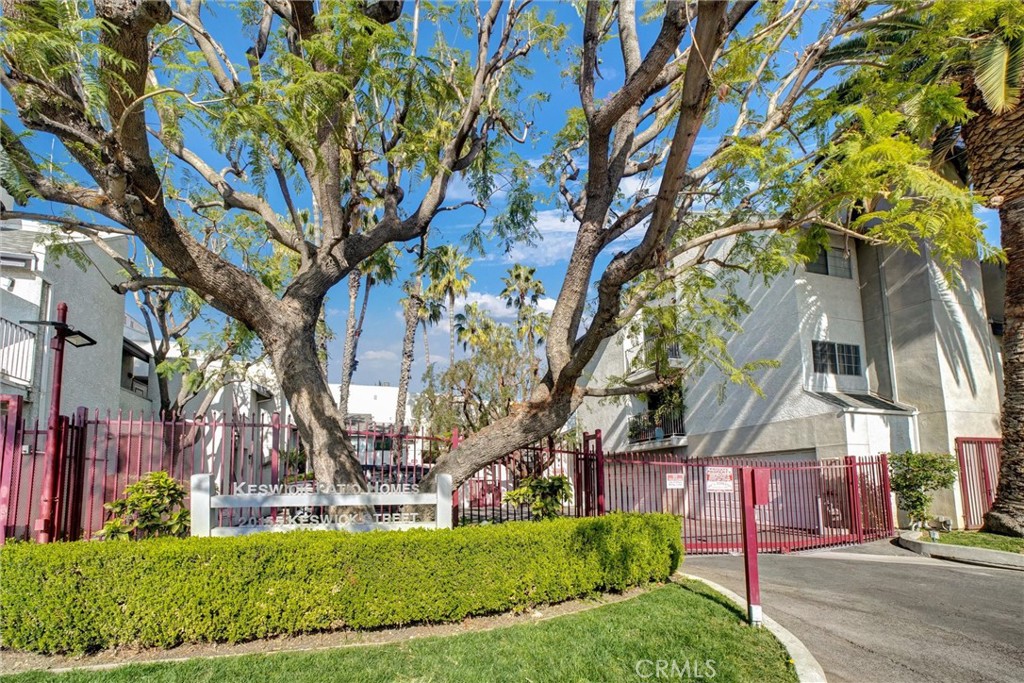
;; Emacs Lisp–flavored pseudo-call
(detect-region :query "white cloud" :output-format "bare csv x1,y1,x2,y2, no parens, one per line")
445,175,507,203
497,208,580,266
362,349,398,362
619,175,660,200
453,291,557,320
692,135,720,157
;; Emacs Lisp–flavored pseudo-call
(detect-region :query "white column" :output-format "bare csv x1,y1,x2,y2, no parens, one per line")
190,473,216,537
435,474,453,529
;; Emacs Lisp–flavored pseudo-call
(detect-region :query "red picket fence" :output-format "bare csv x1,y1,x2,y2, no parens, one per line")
956,437,1001,529
577,448,895,555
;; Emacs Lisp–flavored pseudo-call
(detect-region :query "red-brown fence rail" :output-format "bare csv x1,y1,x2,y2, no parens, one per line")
584,450,894,555
1,395,897,553
956,437,1001,529
0,398,581,542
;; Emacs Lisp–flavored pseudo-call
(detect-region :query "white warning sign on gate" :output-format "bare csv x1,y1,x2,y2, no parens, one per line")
665,472,686,490
705,467,734,493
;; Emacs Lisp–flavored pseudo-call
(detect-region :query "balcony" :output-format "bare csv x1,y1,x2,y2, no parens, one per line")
1,318,36,385
626,407,686,444
625,338,685,382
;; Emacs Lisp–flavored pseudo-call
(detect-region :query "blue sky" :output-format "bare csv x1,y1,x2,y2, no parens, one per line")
7,1,1002,393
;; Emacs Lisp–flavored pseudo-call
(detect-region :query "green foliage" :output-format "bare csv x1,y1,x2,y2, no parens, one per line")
415,303,548,436
0,584,799,683
415,261,551,438
934,530,1024,554
97,472,190,541
0,514,683,654
888,451,959,525
503,476,573,521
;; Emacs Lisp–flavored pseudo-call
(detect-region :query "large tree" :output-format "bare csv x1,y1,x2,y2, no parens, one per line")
1,0,550,489
0,0,988,495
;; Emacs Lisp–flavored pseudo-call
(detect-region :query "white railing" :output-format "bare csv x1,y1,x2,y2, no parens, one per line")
190,473,453,537
0,318,36,384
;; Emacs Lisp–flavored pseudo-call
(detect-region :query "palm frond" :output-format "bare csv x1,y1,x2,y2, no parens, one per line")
973,36,1024,114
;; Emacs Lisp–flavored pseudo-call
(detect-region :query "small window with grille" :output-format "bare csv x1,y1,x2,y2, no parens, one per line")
812,341,861,376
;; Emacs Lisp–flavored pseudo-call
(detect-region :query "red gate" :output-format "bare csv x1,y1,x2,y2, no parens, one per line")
593,448,894,554
955,437,1001,529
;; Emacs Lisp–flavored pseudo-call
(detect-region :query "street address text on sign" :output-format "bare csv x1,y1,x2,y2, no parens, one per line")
705,467,734,493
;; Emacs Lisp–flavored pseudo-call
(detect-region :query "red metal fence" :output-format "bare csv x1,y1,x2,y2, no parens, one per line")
582,450,894,554
0,397,579,541
956,437,1001,529
1,395,897,552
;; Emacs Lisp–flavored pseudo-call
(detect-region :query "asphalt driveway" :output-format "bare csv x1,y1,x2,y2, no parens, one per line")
685,540,1024,683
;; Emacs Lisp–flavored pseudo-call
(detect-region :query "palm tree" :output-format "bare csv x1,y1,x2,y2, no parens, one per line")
337,245,399,415
454,302,497,352
834,1,1024,535
500,264,544,311
500,264,546,379
422,245,475,370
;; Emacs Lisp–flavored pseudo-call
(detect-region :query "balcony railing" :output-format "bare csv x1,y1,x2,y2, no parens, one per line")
626,407,686,444
627,338,684,374
0,317,36,385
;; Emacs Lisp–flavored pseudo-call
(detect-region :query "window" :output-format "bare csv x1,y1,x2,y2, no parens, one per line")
812,341,861,376
805,247,852,279
121,339,151,395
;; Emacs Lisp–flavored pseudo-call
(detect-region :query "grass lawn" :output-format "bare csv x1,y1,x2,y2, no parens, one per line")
933,530,1024,554
3,581,796,683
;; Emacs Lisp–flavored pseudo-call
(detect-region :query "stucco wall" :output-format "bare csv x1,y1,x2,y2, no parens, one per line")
1,227,129,422
577,335,644,453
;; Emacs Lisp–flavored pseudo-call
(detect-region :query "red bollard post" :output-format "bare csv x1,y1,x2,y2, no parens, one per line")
740,467,763,627
595,429,605,516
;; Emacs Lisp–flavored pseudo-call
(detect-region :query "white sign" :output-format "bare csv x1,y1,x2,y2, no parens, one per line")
705,467,734,493
666,472,686,490
190,473,453,537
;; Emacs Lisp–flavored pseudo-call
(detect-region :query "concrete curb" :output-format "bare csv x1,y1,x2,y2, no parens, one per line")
677,572,826,683
897,531,1024,571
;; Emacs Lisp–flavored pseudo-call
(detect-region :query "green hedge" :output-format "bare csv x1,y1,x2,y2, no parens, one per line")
0,513,682,654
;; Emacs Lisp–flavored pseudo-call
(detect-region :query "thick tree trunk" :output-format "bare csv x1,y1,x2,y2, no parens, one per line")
337,270,361,415
964,76,1024,537
984,196,1024,537
266,305,366,489
395,289,419,430
420,388,576,491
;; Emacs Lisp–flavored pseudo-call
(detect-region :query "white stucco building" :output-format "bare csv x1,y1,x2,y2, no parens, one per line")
578,233,1004,525
0,188,152,422
328,383,414,430
1,188,289,424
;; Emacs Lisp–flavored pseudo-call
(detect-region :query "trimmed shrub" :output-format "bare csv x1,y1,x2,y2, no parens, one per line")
0,513,681,654
888,451,958,526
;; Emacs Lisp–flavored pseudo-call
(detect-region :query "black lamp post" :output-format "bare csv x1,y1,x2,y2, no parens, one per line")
20,302,96,543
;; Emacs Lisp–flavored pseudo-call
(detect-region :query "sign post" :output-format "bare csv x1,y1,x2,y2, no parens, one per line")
190,474,455,537
739,467,762,627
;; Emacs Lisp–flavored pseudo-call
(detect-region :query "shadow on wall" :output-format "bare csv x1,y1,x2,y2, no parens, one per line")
684,274,817,456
